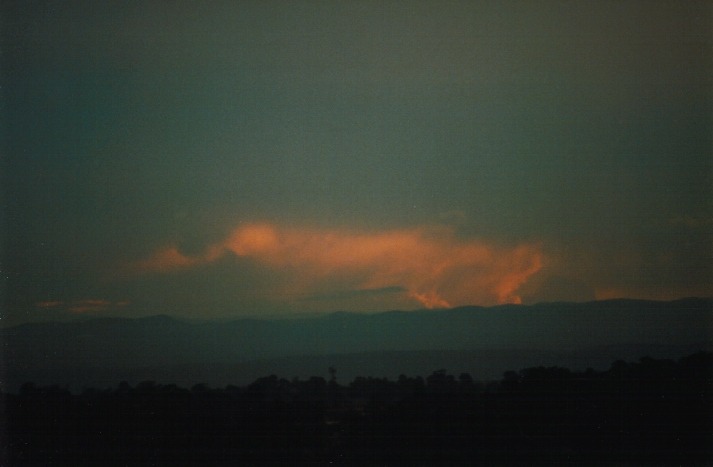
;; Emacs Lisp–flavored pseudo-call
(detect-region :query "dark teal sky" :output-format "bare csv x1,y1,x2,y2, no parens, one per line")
3,1,712,324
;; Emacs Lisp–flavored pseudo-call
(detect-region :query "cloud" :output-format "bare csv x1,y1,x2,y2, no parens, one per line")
133,222,544,308
132,246,204,272
68,299,112,314
34,299,129,314
520,240,713,305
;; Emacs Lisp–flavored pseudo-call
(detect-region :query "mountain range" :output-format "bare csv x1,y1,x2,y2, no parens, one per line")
2,298,711,392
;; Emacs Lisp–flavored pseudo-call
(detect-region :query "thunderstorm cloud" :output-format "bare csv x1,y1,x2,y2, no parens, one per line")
134,222,544,308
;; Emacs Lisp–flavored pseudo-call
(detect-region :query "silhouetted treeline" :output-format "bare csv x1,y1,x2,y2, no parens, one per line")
3,352,712,465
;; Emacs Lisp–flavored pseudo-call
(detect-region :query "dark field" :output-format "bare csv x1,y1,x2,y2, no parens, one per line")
4,351,711,466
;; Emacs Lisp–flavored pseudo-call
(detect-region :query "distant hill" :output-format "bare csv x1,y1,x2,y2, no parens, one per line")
2,298,711,392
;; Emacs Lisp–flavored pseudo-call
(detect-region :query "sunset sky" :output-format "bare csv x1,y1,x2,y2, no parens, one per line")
3,1,712,324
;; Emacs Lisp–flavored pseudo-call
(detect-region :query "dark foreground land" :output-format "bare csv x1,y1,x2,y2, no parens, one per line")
3,352,712,466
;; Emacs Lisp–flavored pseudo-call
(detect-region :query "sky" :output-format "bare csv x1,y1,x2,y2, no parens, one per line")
2,0,712,325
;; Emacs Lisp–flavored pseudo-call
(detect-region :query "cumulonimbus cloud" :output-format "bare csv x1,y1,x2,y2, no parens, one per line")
133,222,544,308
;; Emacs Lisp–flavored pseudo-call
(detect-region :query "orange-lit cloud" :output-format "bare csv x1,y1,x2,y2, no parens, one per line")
68,299,112,314
132,246,203,272
134,222,544,308
35,299,129,314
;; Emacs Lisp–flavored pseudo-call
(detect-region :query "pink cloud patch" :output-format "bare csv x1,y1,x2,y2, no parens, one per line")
134,222,544,308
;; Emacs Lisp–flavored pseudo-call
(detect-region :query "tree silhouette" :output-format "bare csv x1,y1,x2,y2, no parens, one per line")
4,352,711,465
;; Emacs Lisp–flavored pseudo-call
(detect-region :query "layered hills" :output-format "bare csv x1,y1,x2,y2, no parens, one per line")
2,298,711,391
